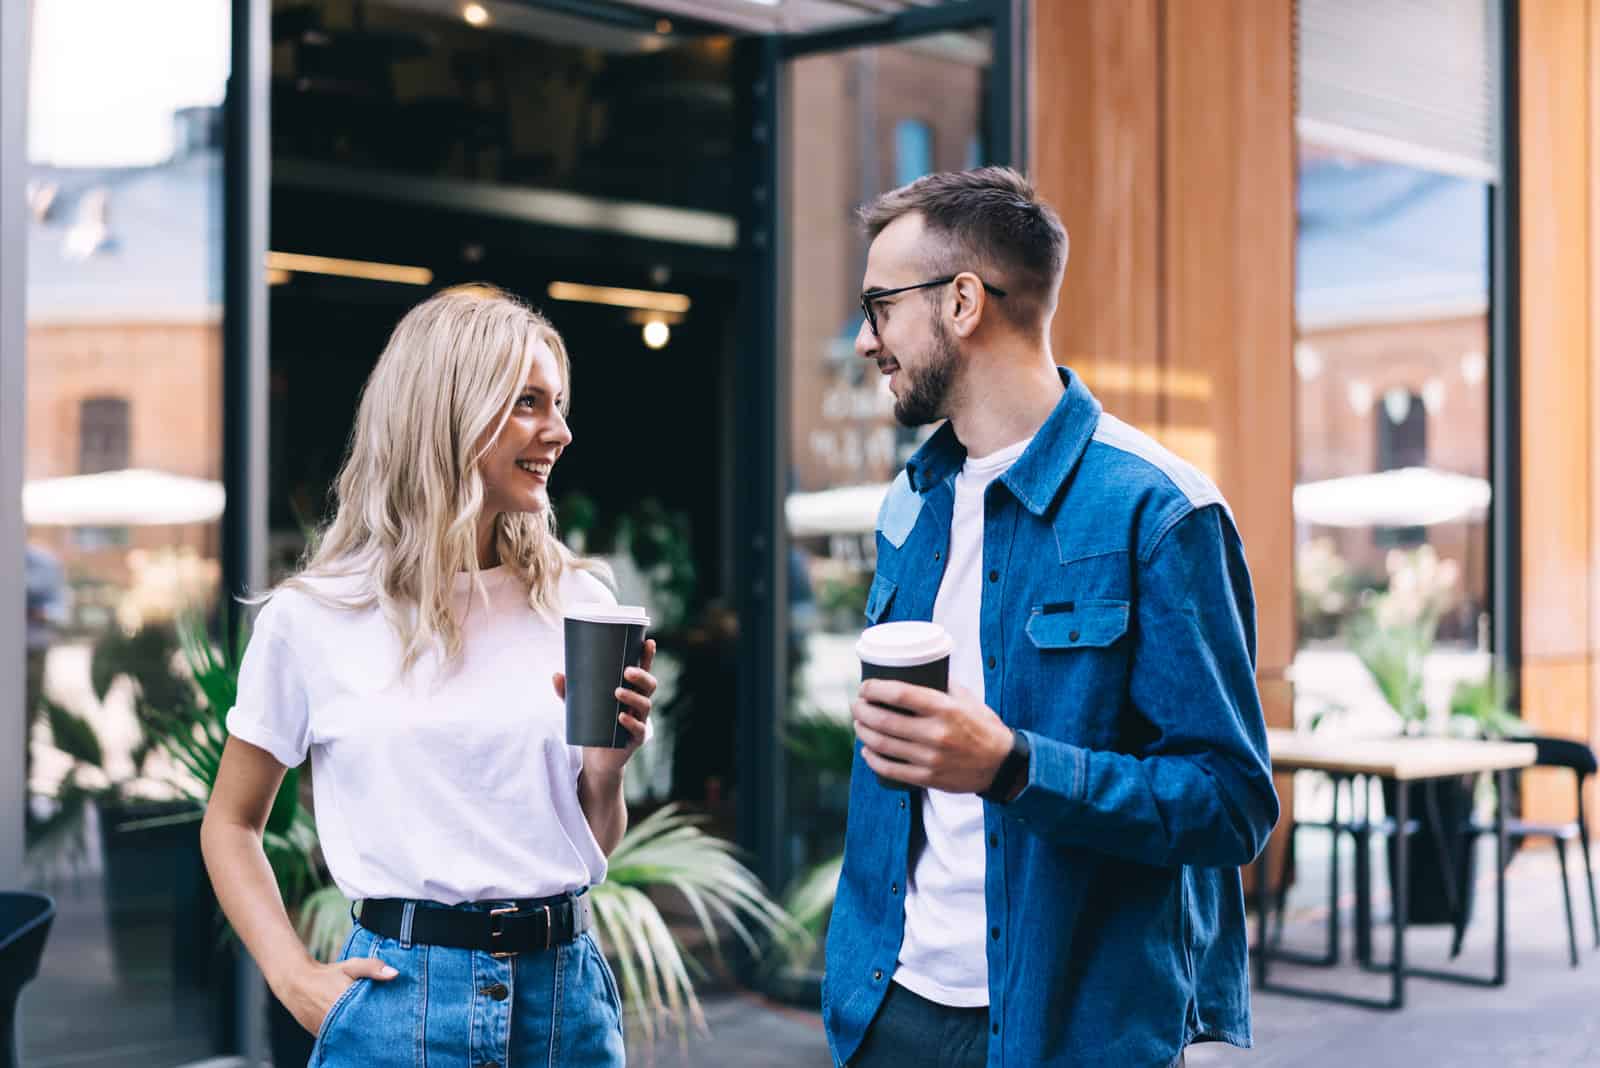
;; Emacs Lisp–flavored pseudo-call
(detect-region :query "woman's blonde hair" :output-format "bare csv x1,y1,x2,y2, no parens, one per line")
280,282,608,673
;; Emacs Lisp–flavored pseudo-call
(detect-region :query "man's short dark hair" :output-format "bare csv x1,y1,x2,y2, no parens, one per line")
859,166,1069,331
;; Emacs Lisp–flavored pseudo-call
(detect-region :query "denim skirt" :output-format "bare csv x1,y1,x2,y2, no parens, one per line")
311,899,625,1067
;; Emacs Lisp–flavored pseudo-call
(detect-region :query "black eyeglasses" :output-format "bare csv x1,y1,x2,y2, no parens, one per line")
859,275,1007,337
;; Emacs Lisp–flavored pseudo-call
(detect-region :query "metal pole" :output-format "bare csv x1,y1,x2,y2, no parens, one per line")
225,0,271,1059
0,0,34,892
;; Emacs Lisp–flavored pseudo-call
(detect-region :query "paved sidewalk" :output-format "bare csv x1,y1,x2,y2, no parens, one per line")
669,840,1600,1067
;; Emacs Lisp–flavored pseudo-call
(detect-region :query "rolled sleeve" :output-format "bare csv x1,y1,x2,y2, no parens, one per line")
225,602,311,769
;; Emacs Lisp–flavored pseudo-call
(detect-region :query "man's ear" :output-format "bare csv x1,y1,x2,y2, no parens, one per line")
948,272,987,339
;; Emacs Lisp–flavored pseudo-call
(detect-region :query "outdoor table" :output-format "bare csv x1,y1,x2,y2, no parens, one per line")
1256,728,1537,1009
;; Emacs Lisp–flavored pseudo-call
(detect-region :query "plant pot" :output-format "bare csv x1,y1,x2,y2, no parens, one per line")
1381,775,1478,927
268,989,316,1067
96,797,217,988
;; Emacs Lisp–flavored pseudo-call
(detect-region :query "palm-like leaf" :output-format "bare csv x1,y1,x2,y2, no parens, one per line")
43,697,105,769
776,854,843,966
297,883,356,963
591,804,800,1049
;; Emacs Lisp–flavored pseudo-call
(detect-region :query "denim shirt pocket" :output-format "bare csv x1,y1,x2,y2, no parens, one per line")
864,574,898,625
1025,598,1130,649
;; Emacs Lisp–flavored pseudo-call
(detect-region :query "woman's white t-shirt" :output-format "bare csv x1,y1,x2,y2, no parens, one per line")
225,564,613,904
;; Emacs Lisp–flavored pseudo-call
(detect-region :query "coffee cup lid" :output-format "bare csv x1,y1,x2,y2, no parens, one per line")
856,621,953,667
566,602,651,627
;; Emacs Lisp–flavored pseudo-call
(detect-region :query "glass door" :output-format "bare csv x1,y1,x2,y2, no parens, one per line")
733,0,1019,905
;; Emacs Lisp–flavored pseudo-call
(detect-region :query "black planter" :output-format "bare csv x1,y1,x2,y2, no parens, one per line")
96,798,217,986
1382,775,1479,927
268,990,316,1068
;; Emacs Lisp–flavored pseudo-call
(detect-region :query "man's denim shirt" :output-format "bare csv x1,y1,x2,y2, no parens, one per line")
822,369,1280,1067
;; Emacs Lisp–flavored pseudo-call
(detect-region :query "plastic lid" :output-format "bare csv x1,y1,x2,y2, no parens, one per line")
565,603,651,627
855,621,954,667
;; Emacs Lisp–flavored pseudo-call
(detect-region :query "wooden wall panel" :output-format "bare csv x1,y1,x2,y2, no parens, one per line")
1160,0,1296,687
1031,0,1296,885
1031,0,1162,429
1519,0,1599,823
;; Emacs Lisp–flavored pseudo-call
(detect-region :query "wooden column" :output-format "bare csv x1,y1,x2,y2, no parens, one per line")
1519,0,1600,822
1031,0,1297,881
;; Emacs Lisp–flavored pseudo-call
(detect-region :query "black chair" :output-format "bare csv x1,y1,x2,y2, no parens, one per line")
0,893,55,1068
1473,735,1600,967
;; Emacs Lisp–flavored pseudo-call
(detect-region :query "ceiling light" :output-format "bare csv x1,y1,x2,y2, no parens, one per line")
642,320,671,349
266,251,433,286
547,281,691,314
462,3,490,27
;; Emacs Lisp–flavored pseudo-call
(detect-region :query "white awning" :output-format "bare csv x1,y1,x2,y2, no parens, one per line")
785,483,889,538
23,469,226,527
1294,467,1490,529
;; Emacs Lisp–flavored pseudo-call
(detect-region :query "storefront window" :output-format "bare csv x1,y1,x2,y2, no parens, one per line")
22,1,233,1061
1293,146,1493,729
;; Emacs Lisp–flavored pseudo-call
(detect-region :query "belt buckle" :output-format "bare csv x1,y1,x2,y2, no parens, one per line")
489,903,554,957
489,905,519,959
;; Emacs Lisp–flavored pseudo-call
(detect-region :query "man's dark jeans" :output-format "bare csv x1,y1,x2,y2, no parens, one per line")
848,980,1189,1068
848,982,987,1068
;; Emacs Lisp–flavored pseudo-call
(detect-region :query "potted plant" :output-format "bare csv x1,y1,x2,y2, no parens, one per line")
1343,546,1521,931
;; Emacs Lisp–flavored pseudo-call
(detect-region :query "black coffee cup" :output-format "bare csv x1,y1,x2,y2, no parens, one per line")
856,621,954,790
564,603,651,748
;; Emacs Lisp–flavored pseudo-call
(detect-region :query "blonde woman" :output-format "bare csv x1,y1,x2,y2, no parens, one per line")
200,284,655,1067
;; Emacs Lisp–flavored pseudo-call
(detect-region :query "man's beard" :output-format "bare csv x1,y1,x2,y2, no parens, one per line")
891,318,959,427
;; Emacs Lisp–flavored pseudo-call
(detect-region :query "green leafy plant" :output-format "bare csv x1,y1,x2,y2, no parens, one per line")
783,710,857,779
1342,546,1521,740
590,804,799,1049
776,710,856,965
1346,608,1435,731
1449,669,1522,740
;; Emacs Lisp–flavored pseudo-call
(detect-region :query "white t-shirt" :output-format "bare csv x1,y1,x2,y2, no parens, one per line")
225,564,614,904
893,435,1031,1007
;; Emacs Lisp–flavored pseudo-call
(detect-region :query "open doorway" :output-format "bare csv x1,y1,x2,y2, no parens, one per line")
266,0,747,817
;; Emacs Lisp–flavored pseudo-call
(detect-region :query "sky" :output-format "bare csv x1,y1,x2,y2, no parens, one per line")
28,0,230,167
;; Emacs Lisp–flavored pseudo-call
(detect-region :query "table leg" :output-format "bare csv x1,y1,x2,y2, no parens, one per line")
1328,776,1342,964
1355,774,1372,966
1391,776,1408,1010
1495,768,1508,985
1256,832,1272,989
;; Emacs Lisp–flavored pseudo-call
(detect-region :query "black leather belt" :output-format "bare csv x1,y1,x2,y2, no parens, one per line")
357,891,592,957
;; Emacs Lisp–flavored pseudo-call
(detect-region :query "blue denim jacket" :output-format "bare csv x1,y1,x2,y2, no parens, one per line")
822,369,1279,1067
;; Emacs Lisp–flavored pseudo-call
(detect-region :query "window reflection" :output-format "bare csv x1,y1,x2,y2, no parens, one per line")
1294,147,1492,718
23,1,232,1062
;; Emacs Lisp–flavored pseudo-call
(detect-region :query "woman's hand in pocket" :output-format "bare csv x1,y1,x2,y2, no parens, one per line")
282,955,398,1036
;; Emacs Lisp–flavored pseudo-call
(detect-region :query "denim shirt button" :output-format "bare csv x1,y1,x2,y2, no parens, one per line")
989,833,998,847
986,655,996,669
1069,630,1081,642
873,969,883,982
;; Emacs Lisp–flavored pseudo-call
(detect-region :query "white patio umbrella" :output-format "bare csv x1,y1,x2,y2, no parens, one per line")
785,483,890,538
1293,466,1491,529
23,468,226,527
